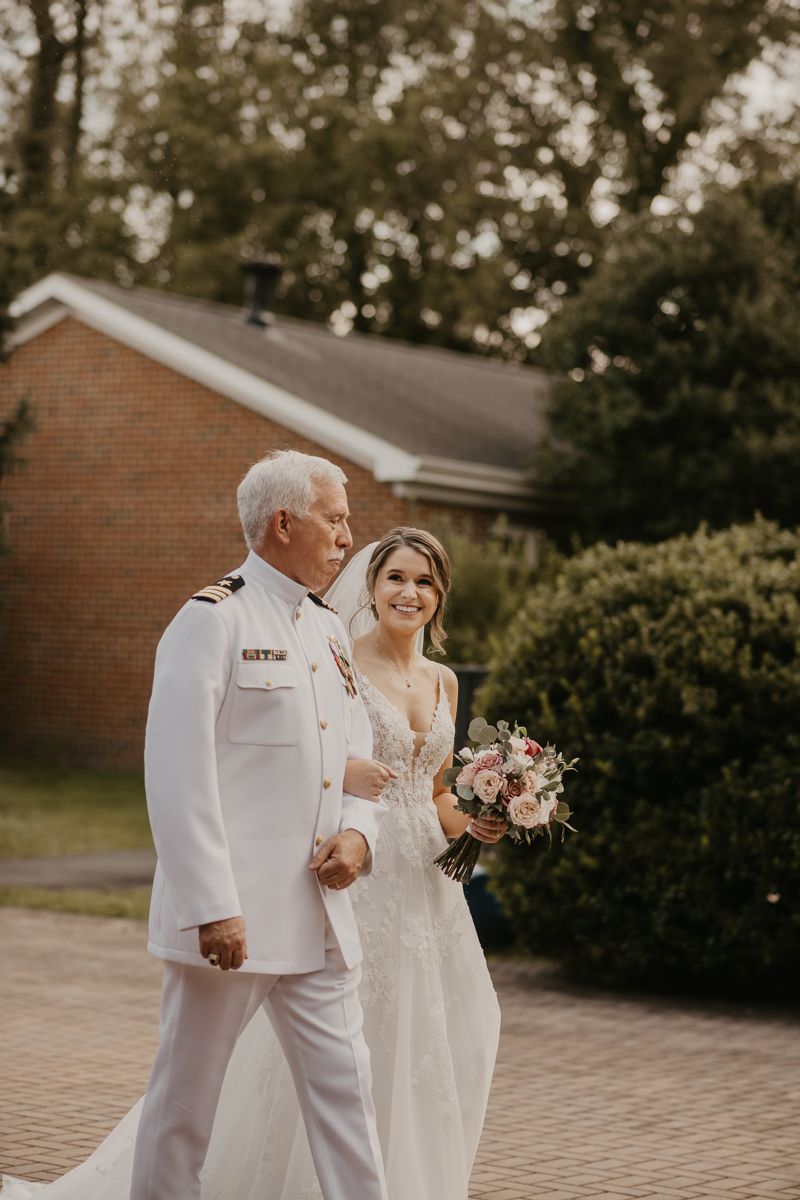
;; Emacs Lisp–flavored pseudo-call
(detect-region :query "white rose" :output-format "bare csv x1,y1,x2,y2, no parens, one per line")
505,753,532,775
541,792,558,818
507,792,548,829
473,769,503,802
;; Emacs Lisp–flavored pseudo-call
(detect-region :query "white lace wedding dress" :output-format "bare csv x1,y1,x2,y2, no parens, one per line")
2,664,500,1200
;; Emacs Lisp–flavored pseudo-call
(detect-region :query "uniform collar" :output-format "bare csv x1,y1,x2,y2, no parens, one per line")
241,550,309,608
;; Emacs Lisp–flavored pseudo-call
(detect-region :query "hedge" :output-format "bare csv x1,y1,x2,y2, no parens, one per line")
482,519,800,993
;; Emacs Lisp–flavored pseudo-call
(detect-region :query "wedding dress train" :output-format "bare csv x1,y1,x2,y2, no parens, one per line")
2,664,500,1200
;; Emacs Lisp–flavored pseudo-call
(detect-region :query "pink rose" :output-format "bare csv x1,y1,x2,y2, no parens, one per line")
502,778,527,800
524,738,544,759
456,762,479,787
473,769,503,802
473,749,503,771
507,792,548,828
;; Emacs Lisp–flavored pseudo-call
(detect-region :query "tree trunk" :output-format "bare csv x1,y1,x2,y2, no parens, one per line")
65,0,88,187
19,0,69,204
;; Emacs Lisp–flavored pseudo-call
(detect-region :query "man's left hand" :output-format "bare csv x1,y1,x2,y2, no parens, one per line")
309,829,368,889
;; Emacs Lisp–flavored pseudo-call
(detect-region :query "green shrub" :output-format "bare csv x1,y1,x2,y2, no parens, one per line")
482,519,800,993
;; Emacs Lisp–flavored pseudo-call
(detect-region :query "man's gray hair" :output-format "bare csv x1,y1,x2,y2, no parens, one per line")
237,450,347,549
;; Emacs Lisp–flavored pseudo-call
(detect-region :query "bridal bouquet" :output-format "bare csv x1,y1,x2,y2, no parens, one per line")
434,717,577,884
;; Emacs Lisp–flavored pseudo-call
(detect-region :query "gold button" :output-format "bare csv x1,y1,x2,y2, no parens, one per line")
316,835,323,846
311,661,318,672
296,609,301,620
265,679,272,687
320,718,328,730
323,777,331,789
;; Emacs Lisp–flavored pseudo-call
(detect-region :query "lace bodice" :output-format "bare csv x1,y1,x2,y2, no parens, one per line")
353,663,455,805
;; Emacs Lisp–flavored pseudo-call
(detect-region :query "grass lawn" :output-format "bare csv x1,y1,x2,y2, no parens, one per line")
0,756,153,918
0,884,152,919
0,756,153,859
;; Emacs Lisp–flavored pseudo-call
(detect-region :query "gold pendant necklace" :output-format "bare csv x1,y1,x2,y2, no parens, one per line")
371,631,416,688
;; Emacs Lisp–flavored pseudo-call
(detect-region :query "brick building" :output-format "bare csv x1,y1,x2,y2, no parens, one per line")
0,272,551,767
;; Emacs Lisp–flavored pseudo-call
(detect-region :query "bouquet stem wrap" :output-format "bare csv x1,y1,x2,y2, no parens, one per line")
434,831,483,884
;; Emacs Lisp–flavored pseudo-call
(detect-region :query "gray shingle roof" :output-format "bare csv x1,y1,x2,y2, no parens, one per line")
72,277,548,471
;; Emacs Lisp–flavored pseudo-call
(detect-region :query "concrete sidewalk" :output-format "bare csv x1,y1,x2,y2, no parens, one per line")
2,907,800,1198
0,849,157,890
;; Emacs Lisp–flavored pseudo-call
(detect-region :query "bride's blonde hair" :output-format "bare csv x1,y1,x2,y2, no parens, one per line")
363,527,451,654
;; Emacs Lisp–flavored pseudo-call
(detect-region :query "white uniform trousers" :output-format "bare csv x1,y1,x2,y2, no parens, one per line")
130,928,388,1200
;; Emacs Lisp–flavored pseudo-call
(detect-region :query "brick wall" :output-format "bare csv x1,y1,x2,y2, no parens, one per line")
0,318,489,767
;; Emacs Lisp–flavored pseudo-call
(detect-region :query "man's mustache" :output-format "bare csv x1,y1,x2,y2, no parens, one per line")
328,551,345,562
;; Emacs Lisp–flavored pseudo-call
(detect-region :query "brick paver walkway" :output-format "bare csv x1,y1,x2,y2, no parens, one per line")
2,908,800,1198
0,909,162,1184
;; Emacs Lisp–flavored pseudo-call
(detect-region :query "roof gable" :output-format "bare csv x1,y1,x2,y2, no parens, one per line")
10,273,550,513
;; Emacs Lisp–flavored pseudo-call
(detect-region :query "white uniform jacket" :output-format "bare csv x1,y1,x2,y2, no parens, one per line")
144,550,385,974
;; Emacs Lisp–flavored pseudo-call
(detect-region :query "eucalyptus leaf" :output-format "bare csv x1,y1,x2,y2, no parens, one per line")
455,797,480,816
442,767,461,786
478,725,498,744
456,784,475,801
468,718,488,740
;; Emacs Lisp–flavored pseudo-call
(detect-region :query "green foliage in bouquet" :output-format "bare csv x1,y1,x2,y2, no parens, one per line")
481,518,800,994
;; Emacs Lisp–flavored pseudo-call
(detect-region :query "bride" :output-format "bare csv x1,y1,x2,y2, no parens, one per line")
3,526,505,1200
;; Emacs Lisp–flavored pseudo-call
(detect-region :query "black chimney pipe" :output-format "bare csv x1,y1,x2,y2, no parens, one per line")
242,258,282,327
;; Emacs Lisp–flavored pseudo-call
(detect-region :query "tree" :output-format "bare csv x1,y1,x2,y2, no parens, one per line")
0,0,135,332
107,0,798,355
483,520,800,993
538,179,800,544
2,0,797,353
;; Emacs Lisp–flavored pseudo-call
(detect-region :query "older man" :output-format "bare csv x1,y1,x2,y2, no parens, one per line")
130,450,389,1200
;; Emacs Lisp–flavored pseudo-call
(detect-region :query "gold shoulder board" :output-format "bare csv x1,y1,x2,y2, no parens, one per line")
308,591,338,614
191,575,246,604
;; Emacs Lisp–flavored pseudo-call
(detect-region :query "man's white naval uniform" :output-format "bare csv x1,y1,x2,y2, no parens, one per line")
130,550,389,1200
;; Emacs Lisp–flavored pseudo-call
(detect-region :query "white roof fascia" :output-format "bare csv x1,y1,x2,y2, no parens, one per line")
392,482,536,513
6,297,70,349
396,455,556,514
414,454,535,499
11,274,421,483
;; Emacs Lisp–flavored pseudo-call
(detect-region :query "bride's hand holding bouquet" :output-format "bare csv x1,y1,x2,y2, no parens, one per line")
434,717,578,883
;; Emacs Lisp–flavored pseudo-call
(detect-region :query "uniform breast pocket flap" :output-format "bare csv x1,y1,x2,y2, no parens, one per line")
229,661,300,746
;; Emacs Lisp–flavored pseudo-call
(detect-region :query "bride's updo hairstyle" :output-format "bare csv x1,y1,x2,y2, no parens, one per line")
364,527,451,654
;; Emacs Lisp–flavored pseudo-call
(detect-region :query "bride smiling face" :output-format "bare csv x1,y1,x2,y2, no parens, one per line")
372,546,440,638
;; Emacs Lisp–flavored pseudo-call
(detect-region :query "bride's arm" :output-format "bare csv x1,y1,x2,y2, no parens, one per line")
433,669,473,838
432,767,473,837
344,758,398,801
433,668,509,842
